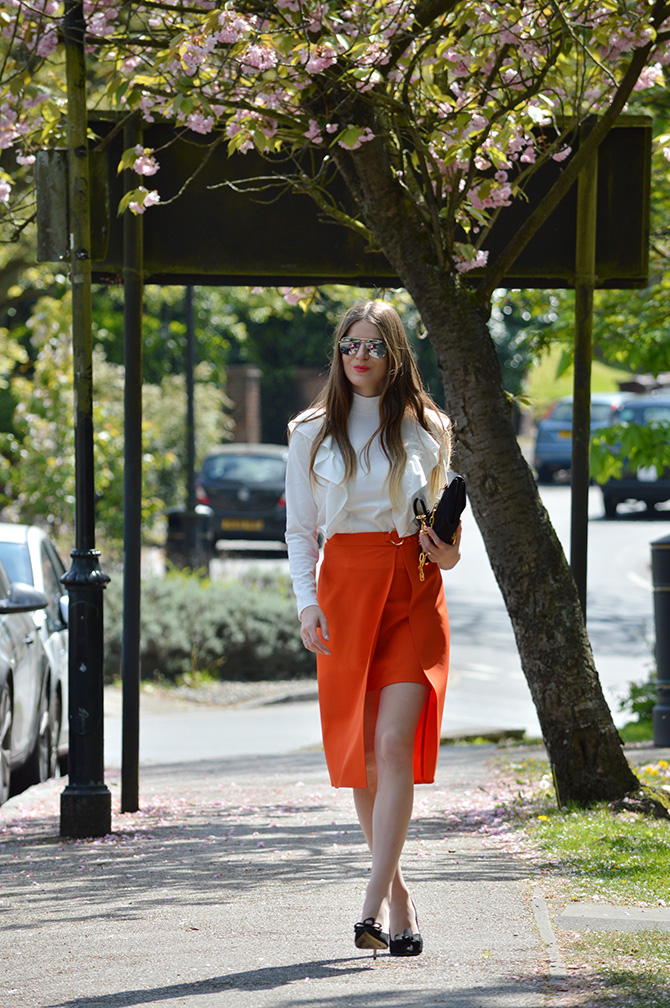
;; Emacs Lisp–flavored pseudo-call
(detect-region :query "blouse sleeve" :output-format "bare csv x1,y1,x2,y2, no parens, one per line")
285,425,320,616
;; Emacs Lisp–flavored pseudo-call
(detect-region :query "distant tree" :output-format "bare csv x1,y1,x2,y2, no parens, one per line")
0,293,229,547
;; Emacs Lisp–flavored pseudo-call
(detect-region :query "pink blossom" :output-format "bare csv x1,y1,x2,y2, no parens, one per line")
87,8,117,38
634,63,665,90
186,112,214,135
129,188,160,214
304,45,338,74
241,44,278,73
0,126,18,150
304,119,323,143
0,179,11,204
216,11,252,44
35,27,58,58
455,249,489,273
337,126,375,151
552,146,572,162
280,286,315,305
16,153,35,166
132,145,159,176
138,96,155,124
120,55,142,74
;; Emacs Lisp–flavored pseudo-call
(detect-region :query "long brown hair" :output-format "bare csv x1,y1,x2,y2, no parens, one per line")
300,301,451,504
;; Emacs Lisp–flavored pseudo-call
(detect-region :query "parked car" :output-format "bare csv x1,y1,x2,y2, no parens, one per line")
600,394,670,518
195,444,288,546
0,561,53,805
533,393,631,483
0,522,69,794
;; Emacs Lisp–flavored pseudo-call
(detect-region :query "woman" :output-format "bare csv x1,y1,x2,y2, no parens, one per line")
285,300,461,958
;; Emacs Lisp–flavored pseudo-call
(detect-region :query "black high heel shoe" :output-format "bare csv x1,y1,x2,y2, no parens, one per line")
354,917,390,958
389,904,423,957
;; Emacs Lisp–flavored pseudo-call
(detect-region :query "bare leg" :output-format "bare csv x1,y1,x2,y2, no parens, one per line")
353,682,428,933
353,692,418,936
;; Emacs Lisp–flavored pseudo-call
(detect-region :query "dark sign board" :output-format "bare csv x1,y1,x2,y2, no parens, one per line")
37,116,651,288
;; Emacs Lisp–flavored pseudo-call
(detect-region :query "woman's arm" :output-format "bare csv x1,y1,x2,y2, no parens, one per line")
285,426,322,613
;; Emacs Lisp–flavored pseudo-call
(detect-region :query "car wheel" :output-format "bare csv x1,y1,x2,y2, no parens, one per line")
21,686,51,787
0,683,12,806
603,495,618,519
48,690,62,779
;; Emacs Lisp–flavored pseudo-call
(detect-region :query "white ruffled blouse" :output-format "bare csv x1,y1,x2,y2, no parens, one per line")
285,392,447,615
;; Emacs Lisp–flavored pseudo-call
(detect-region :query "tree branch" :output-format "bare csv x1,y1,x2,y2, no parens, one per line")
475,40,658,302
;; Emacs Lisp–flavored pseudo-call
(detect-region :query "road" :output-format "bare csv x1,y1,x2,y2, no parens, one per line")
104,486,669,767
444,484,668,738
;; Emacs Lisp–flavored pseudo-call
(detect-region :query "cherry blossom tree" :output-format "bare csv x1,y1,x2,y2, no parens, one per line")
3,0,670,803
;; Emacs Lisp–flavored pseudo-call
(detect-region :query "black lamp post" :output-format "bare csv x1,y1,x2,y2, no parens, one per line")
59,0,111,838
651,534,670,747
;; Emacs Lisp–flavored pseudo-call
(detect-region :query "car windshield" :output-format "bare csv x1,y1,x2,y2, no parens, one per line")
591,403,616,423
550,403,573,423
0,541,32,585
202,454,286,483
618,404,670,424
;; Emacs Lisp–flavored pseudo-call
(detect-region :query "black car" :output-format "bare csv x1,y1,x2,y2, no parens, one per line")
195,444,288,546
601,394,670,517
0,562,52,805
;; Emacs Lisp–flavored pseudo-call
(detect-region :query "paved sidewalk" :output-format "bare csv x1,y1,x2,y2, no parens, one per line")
1,746,557,1008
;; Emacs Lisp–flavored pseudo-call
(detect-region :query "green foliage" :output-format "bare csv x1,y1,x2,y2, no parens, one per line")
619,672,657,724
0,291,230,543
590,421,670,483
103,570,315,683
524,346,633,418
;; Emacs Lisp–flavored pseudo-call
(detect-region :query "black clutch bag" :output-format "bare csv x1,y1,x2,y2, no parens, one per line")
414,475,466,580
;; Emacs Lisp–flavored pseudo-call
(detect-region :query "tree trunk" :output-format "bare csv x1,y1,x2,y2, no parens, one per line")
417,279,638,805
339,139,639,805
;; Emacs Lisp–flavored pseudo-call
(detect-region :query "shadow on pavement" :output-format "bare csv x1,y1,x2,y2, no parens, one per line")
44,972,547,1008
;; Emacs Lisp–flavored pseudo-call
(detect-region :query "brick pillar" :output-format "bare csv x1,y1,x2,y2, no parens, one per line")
294,366,327,412
226,364,262,443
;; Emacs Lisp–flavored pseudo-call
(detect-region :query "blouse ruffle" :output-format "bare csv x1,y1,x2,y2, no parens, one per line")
286,405,448,613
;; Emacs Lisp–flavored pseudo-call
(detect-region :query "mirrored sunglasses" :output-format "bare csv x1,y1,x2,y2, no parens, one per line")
338,337,388,359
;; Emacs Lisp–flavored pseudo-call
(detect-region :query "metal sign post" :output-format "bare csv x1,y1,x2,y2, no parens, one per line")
120,121,144,815
571,150,598,618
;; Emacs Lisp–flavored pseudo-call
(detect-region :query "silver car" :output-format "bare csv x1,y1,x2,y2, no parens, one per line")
0,523,69,802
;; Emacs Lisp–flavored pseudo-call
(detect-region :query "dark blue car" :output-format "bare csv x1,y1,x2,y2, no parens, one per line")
533,393,631,484
601,394,670,517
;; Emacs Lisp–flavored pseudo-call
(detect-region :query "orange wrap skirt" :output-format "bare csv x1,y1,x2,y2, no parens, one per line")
316,531,449,789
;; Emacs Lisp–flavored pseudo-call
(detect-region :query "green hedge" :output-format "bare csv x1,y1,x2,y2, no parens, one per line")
103,570,315,682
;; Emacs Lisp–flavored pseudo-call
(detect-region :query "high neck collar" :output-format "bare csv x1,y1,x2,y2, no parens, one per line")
351,392,381,414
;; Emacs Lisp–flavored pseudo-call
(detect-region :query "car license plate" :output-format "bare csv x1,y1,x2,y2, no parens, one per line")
221,518,265,531
637,465,658,482
558,430,572,438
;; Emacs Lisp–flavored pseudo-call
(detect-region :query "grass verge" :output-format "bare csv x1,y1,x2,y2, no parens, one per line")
497,753,670,1007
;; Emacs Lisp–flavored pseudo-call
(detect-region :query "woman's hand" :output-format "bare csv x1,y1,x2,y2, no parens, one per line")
419,522,462,571
299,604,331,655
